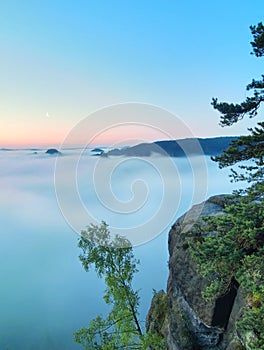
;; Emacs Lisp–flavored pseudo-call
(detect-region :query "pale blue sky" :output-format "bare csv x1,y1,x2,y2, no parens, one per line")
0,0,263,146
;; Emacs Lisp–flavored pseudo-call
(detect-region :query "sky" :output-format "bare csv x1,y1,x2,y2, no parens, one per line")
1,0,264,147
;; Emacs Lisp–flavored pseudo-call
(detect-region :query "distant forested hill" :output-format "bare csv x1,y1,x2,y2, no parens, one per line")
101,137,238,157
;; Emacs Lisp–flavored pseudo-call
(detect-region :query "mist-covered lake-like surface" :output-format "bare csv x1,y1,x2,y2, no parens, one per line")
0,149,240,349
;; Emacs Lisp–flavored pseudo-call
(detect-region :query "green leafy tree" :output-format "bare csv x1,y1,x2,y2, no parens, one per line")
190,23,264,349
73,222,165,350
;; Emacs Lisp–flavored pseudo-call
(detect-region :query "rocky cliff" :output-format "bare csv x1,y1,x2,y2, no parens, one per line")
147,196,247,350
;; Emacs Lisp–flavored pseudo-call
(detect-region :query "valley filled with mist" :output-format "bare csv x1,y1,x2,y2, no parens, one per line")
0,146,242,350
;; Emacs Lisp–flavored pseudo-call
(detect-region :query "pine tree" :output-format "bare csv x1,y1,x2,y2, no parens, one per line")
191,23,264,349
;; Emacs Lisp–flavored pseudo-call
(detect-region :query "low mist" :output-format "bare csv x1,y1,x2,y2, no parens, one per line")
0,149,240,349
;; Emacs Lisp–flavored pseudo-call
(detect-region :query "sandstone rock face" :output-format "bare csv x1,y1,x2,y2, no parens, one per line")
147,196,246,350
146,290,168,339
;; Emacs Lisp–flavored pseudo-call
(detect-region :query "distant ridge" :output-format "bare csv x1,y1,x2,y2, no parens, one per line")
101,137,238,157
0,148,41,151
45,148,61,155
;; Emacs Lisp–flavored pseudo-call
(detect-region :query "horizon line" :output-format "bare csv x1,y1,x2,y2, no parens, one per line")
0,135,239,150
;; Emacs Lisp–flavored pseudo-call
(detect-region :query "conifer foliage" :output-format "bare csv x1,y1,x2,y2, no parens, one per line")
191,23,264,349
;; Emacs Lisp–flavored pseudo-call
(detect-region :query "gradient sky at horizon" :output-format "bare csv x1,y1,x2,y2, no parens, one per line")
1,0,264,147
